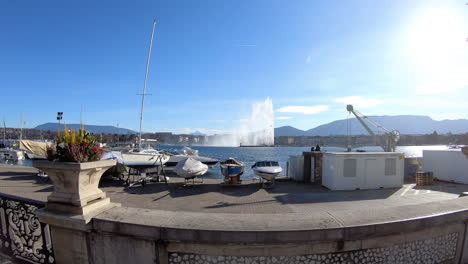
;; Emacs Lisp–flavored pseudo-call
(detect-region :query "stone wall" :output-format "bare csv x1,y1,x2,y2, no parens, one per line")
85,205,468,264
302,151,323,184
29,194,468,264
168,232,458,264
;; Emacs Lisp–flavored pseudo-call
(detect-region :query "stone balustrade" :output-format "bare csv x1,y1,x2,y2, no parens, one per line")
2,164,468,264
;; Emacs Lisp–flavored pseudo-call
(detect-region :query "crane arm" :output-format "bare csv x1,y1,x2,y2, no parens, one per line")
346,104,400,152
346,105,375,136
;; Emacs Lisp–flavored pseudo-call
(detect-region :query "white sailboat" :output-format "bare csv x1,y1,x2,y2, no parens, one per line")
104,20,169,167
0,117,25,161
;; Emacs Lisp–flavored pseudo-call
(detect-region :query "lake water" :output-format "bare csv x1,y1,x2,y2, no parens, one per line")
159,145,449,179
3,145,449,180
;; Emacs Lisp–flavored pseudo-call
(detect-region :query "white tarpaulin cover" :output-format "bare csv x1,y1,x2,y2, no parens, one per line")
174,157,208,178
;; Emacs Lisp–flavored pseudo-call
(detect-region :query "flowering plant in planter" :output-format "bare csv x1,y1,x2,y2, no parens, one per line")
46,124,104,162
35,124,115,211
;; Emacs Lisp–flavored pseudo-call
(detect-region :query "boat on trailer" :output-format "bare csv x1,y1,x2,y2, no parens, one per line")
120,149,170,167
252,161,282,181
174,157,208,184
252,161,282,188
102,20,167,187
220,157,244,185
162,147,219,170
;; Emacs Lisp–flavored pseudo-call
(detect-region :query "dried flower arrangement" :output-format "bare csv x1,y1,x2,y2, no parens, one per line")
46,124,103,162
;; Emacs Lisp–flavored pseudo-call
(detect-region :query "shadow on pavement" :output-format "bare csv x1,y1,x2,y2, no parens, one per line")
0,172,51,188
100,175,262,198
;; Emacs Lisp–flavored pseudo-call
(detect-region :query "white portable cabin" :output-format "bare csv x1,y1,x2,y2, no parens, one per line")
322,152,404,190
423,149,468,184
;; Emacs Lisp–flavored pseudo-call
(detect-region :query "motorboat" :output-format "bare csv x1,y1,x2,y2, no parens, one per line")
120,148,170,166
179,146,198,156
162,147,219,170
101,148,170,187
251,161,282,181
173,157,208,179
0,148,25,161
220,157,244,184
0,148,10,160
101,147,170,170
20,140,50,160
448,145,463,149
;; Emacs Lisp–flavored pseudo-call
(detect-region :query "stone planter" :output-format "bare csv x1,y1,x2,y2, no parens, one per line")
32,159,120,263
32,160,116,208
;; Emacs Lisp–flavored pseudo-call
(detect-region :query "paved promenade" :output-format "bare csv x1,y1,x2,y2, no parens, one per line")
1,164,467,215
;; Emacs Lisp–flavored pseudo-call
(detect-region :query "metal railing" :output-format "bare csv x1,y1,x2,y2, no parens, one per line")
0,193,55,264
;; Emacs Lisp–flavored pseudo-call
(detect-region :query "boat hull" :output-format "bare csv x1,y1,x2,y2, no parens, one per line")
220,158,245,184
25,152,47,160
0,149,25,160
252,163,282,181
121,153,169,166
165,155,219,170
221,164,244,177
253,170,281,181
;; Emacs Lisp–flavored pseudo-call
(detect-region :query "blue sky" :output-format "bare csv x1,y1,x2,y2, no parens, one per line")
1,0,467,135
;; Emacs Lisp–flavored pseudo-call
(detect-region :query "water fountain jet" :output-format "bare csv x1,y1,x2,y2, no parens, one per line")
209,97,274,147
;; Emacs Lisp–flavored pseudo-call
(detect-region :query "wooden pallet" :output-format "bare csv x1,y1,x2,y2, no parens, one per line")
416,171,433,186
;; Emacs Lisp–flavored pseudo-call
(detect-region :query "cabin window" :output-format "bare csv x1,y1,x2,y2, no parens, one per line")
385,158,396,175
343,159,357,177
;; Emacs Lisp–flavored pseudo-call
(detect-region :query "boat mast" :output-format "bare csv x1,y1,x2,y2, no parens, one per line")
138,19,157,148
2,117,6,146
19,113,23,143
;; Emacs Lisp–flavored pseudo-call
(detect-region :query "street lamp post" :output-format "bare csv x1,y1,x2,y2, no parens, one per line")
57,112,63,130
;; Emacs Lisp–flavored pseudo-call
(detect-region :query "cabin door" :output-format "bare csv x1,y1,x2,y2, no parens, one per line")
364,159,379,189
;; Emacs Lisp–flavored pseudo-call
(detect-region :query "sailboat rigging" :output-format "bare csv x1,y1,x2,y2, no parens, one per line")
2,118,6,147
138,19,157,148
19,113,24,143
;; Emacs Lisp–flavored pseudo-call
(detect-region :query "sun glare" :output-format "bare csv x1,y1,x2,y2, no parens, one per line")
406,8,466,64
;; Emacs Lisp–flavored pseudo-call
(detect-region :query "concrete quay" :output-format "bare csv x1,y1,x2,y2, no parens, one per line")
2,164,468,263
0,164,465,214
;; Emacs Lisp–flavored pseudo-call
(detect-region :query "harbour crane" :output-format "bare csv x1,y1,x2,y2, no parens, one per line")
346,105,400,152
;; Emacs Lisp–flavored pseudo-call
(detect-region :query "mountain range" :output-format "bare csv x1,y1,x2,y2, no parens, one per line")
33,115,468,136
274,115,468,137
34,123,137,134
